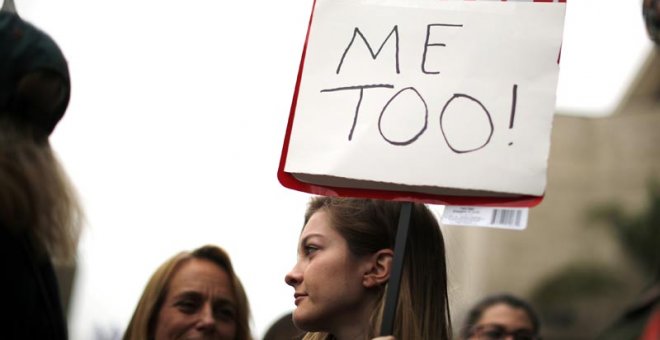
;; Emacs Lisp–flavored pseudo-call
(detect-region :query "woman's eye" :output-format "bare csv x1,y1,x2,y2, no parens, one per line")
484,330,501,336
176,300,199,314
215,307,236,321
304,245,319,256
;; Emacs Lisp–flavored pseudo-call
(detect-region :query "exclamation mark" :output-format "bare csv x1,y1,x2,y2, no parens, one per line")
508,84,517,146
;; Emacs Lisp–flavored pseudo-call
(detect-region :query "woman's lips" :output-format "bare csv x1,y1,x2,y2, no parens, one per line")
294,293,307,306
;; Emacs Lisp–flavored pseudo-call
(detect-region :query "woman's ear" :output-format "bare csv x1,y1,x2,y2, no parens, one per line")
362,249,394,288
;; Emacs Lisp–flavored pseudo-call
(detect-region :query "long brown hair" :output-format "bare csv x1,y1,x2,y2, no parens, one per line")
301,197,451,340
0,117,82,263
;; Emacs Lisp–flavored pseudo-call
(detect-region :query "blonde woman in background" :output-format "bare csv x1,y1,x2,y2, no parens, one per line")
123,245,252,340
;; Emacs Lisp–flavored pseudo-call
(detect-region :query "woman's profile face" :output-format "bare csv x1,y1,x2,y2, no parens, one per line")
154,258,238,340
285,210,373,333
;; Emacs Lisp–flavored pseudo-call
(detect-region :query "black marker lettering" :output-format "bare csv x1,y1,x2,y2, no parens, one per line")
378,87,428,146
422,23,463,75
336,26,400,75
508,84,518,146
321,84,395,141
439,93,493,154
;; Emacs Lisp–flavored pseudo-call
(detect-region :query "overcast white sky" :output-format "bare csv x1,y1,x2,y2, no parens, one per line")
12,0,654,339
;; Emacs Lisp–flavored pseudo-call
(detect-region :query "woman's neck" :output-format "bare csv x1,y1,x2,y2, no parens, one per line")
330,294,379,340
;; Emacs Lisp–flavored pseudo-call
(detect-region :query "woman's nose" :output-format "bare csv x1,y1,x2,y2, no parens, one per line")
196,303,216,330
285,263,302,287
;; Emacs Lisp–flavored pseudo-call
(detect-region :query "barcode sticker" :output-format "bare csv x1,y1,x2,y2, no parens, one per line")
441,206,528,230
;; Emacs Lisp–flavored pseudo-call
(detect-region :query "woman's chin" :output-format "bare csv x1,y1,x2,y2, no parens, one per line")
291,309,323,333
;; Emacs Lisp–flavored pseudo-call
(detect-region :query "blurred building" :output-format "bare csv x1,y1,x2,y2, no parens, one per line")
445,48,660,339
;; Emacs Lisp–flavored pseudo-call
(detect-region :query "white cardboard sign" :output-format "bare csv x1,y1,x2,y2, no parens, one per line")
284,0,566,197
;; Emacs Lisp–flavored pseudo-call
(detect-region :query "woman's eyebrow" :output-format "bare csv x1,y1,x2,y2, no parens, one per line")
175,291,236,306
213,298,237,308
173,291,203,300
300,233,323,244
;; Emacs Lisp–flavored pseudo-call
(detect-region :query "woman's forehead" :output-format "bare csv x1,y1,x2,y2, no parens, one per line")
300,210,346,244
168,259,233,297
477,303,533,329
302,210,331,233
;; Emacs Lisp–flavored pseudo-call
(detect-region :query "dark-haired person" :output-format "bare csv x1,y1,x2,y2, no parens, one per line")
643,0,660,44
461,294,541,340
1,4,82,339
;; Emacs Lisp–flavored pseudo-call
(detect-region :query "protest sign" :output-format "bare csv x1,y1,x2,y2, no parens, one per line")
279,0,567,207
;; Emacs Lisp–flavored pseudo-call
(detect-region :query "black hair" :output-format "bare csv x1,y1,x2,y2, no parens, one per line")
461,293,540,339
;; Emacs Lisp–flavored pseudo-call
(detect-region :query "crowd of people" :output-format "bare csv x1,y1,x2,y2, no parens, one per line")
120,197,541,340
3,1,659,340
0,2,535,339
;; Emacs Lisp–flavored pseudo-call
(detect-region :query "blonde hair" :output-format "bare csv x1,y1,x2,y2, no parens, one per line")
0,117,82,263
123,245,252,340
300,197,451,340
